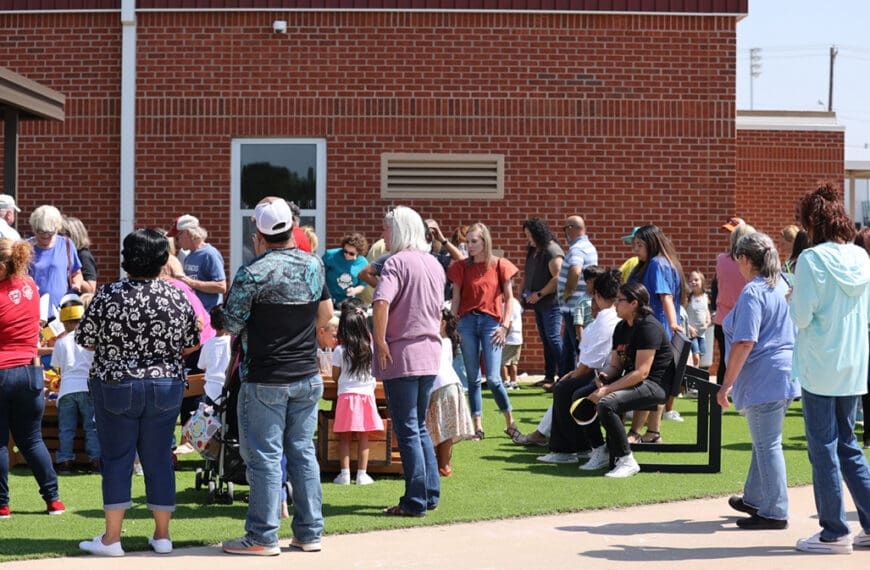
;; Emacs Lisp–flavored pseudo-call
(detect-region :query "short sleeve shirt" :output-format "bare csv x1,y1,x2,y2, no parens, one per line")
522,241,564,310
76,279,200,385
632,256,681,338
447,257,518,322
322,247,369,305
28,235,82,318
183,243,226,311
611,314,672,388
0,275,40,368
557,235,598,312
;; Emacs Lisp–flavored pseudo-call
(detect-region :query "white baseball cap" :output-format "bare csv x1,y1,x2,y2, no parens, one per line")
0,194,20,212
254,199,293,236
167,214,199,237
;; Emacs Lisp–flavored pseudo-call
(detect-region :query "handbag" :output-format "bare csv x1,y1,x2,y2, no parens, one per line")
181,401,222,460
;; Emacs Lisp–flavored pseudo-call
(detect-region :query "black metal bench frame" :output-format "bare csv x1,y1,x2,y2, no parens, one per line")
633,365,722,473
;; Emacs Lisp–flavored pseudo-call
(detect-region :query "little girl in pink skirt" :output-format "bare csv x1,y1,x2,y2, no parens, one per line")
332,299,384,486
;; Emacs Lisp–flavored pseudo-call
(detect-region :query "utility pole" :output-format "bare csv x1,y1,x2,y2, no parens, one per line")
749,48,762,110
828,45,838,112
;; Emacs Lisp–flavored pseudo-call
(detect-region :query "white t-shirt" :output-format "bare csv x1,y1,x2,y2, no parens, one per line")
332,344,376,396
504,298,523,346
197,335,232,402
0,218,21,241
51,332,94,398
431,337,462,393
577,306,621,371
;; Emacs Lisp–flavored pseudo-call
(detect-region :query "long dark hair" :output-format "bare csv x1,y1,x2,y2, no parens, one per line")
620,282,653,318
787,229,810,266
337,298,372,377
522,218,557,253
629,224,687,306
798,182,856,246
441,307,461,357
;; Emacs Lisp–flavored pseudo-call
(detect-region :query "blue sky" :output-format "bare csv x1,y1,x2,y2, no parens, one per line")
737,0,870,154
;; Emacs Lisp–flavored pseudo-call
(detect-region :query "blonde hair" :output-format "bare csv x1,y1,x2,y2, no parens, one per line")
688,270,706,297
301,226,319,251
780,224,800,243
465,222,495,268
0,238,34,279
61,216,92,249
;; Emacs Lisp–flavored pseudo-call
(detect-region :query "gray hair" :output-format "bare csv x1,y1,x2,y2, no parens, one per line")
188,225,208,241
734,231,780,288
29,205,63,233
729,222,756,257
61,216,91,249
386,206,430,253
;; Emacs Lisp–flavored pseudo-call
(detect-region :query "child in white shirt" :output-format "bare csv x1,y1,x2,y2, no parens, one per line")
197,305,232,405
51,294,100,474
501,297,523,390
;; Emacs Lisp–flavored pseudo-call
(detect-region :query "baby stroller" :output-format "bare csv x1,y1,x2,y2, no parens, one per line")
193,338,292,506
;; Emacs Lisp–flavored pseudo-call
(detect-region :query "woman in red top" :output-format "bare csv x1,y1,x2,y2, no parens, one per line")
0,238,65,519
447,223,519,440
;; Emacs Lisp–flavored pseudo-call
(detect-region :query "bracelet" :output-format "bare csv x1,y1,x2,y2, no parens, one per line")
441,239,449,245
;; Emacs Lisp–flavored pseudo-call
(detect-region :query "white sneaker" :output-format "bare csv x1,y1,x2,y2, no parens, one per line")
148,537,173,554
579,445,610,471
662,410,684,422
356,472,375,485
796,532,853,554
79,534,125,557
604,453,641,478
290,537,322,552
333,472,351,485
536,452,579,464
854,530,870,547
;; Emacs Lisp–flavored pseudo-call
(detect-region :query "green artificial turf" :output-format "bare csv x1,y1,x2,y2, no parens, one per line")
2,388,857,561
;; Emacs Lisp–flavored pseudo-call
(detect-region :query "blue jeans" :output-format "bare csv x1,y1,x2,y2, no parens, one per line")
741,400,791,520
559,311,578,377
56,391,100,463
458,313,512,417
0,364,59,507
383,375,440,514
801,389,870,539
238,376,323,547
690,336,706,356
533,304,563,380
91,377,183,511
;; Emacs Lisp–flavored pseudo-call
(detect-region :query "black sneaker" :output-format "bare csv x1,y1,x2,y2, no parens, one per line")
728,495,758,516
57,461,74,475
736,514,788,530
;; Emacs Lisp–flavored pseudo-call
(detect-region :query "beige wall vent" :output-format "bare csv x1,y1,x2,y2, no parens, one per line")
381,153,504,199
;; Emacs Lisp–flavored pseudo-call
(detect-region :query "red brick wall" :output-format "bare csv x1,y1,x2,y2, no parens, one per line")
1,10,741,373
736,128,845,241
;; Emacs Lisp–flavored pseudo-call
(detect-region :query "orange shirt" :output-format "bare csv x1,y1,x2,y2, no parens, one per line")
447,257,518,322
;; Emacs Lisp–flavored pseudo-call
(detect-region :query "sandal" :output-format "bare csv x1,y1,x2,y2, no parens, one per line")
641,430,662,443
514,432,549,447
383,505,426,517
626,430,642,444
471,429,485,441
503,425,522,440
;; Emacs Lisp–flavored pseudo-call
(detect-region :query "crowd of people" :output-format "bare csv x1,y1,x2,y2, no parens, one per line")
1,183,870,556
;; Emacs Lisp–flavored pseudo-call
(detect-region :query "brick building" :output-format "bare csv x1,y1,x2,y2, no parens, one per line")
0,0,845,372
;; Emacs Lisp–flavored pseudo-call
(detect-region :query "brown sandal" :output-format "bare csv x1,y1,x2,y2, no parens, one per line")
627,430,642,444
641,430,662,443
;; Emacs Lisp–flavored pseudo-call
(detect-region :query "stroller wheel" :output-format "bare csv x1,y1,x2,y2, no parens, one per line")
195,468,203,491
207,480,217,504
226,481,234,504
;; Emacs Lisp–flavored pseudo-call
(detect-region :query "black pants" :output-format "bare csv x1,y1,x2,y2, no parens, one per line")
715,324,726,385
548,371,596,453
597,381,667,460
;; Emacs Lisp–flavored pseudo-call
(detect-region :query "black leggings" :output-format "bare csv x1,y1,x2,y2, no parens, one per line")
548,371,596,453
715,324,727,385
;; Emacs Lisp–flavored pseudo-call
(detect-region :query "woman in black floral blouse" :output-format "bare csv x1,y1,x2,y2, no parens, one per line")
76,229,200,557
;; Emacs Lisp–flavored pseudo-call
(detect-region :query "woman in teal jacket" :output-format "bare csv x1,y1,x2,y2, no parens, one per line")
790,183,870,555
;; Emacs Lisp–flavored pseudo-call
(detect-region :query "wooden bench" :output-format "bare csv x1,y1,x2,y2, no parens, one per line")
317,378,403,474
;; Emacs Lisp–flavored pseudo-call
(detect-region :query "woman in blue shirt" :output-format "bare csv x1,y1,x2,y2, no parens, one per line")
322,232,370,307
717,232,799,531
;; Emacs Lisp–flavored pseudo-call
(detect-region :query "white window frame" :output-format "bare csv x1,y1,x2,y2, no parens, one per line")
230,138,326,275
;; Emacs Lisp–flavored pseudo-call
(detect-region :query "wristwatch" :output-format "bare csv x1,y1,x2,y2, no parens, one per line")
441,239,449,245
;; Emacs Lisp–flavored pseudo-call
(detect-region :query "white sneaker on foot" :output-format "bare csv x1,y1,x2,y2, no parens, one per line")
148,537,173,554
604,453,640,478
356,472,375,485
79,534,124,557
290,537,322,552
536,452,579,464
796,532,853,554
662,410,684,422
854,530,870,547
579,445,610,471
333,472,351,485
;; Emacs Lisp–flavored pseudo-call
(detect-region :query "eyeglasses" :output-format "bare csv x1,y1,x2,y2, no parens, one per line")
342,249,358,258
36,229,56,236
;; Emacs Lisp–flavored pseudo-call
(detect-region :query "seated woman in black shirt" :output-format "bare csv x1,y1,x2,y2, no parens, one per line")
575,282,672,478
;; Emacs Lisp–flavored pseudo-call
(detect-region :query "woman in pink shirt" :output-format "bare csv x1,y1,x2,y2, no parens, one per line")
713,220,754,384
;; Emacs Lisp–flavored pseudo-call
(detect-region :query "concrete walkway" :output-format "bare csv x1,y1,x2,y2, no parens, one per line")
7,485,869,569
